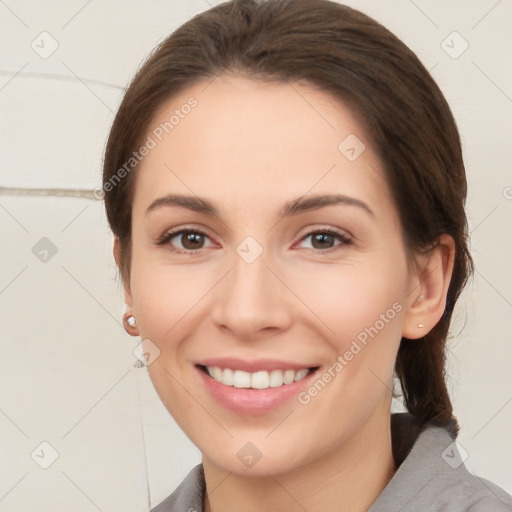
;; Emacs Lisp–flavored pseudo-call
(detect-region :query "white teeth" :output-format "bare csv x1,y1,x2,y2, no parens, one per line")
251,371,270,389
294,369,309,382
204,366,312,389
233,370,251,388
222,368,234,386
269,369,283,387
283,369,296,385
212,367,223,381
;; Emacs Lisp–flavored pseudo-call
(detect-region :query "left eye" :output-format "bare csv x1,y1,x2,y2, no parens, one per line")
297,229,352,251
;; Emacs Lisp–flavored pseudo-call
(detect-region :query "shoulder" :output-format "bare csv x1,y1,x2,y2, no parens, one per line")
371,420,512,511
150,464,205,512
434,472,512,511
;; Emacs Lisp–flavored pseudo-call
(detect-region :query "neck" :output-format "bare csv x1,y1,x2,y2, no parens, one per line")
203,405,395,512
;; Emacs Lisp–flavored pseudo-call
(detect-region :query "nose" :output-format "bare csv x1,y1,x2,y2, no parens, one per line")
210,247,293,341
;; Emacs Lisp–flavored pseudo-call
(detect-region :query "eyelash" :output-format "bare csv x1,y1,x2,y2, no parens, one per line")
155,227,352,255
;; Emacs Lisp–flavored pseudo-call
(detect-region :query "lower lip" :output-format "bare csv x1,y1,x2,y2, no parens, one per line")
196,366,318,415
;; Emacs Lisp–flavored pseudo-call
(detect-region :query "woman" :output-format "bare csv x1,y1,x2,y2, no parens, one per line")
101,0,512,510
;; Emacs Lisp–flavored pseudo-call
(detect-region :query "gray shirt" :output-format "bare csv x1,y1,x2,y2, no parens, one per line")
151,413,512,511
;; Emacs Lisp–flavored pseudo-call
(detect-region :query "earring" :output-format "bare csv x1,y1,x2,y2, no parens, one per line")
123,313,138,335
417,323,425,328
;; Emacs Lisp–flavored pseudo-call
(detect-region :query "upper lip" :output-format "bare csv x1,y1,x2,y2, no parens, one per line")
196,358,319,373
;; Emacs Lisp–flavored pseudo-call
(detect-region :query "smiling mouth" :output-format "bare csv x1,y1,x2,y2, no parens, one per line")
197,365,319,390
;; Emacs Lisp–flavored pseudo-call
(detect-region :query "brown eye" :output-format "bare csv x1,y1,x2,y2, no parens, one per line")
298,229,352,251
156,229,214,253
311,232,336,249
178,231,205,250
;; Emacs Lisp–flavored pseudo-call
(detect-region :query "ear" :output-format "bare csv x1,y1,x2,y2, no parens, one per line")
402,234,456,339
113,236,133,309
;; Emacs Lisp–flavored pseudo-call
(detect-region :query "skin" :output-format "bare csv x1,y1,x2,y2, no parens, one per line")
114,74,455,512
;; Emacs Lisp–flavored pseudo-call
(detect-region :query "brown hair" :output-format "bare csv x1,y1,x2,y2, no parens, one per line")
103,0,473,438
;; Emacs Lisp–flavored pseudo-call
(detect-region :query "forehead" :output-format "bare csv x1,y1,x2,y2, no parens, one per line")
132,74,394,220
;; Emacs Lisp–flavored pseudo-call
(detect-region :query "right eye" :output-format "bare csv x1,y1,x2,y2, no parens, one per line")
156,229,215,254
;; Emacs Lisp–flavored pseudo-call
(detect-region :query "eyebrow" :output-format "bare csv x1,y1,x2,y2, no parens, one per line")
145,193,375,219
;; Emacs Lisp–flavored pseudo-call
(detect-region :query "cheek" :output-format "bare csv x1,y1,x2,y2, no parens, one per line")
288,258,406,345
130,252,218,341
288,253,407,407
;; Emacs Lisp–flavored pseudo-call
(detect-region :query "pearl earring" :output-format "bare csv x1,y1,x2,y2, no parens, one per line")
417,323,425,328
123,313,137,334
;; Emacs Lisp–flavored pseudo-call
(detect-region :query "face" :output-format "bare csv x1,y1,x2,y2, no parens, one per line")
123,74,419,476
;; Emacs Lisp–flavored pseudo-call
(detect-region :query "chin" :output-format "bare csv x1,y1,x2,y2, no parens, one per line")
197,427,322,479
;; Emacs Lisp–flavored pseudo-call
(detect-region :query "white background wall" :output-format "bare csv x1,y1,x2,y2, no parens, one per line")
1,0,511,510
